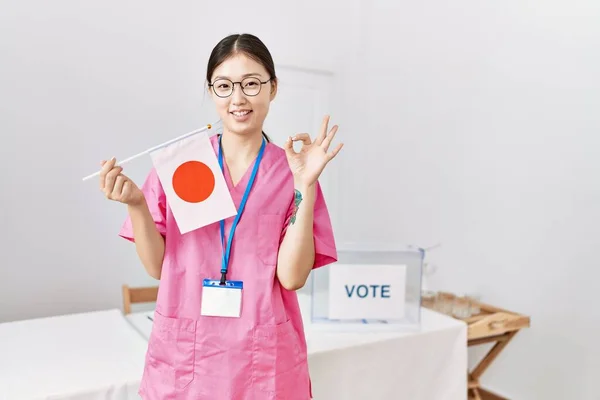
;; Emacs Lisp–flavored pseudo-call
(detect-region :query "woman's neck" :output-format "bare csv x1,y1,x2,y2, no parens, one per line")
220,129,264,167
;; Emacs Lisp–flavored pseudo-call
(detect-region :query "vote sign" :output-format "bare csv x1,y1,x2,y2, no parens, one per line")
328,263,407,320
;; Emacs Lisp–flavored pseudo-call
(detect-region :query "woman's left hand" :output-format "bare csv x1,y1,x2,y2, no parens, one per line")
284,115,343,188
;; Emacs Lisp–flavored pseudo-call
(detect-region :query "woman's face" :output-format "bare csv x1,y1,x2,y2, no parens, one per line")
209,53,276,137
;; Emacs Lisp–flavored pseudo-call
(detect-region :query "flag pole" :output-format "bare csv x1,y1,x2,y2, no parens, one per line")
81,122,219,182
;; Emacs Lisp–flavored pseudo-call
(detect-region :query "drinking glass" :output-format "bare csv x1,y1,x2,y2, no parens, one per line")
435,291,455,315
452,296,472,318
466,293,481,315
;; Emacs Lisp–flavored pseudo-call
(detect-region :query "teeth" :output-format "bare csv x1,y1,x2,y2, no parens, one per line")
233,111,250,116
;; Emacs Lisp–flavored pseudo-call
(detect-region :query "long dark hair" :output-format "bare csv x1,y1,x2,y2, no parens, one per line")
206,33,276,143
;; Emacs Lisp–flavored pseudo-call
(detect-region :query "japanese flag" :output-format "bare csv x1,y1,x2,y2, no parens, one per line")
149,130,236,234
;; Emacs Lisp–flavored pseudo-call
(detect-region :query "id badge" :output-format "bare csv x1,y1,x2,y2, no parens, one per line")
200,279,243,318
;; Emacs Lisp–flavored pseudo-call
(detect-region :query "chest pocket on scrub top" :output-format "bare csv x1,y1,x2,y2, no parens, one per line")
257,213,284,266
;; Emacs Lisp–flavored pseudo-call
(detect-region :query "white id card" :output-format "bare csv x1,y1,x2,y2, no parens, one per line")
200,279,243,318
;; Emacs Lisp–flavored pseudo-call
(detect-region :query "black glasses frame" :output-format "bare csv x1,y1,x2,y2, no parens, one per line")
208,77,272,98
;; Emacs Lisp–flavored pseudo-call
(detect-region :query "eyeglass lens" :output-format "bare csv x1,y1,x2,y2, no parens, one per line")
212,77,263,97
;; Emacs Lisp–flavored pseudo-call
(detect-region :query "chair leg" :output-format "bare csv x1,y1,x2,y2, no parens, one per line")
122,284,131,315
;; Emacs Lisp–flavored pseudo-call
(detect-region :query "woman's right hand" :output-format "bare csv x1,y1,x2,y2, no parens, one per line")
99,158,145,206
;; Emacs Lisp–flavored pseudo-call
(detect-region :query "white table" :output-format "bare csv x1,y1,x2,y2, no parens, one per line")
0,309,148,400
126,295,468,400
306,307,467,400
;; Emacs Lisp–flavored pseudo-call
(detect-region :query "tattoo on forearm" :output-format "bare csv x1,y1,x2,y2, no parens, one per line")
290,189,303,225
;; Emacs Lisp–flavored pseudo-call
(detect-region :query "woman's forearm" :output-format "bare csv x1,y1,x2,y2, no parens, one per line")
276,182,316,290
127,201,165,280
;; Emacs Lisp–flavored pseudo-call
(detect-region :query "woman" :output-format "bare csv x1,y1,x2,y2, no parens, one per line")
99,33,342,399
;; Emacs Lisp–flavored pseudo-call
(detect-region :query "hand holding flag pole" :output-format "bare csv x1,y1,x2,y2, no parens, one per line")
81,122,220,182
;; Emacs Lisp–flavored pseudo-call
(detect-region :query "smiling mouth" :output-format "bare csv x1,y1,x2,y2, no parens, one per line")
231,110,252,117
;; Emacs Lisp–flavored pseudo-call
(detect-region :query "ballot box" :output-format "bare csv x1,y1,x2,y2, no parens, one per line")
309,246,424,331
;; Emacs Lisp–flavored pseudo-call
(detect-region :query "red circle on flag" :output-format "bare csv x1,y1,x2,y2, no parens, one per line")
172,161,215,203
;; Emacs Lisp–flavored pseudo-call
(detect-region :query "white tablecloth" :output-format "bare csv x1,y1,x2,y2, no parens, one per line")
126,295,468,400
0,309,148,400
306,307,467,400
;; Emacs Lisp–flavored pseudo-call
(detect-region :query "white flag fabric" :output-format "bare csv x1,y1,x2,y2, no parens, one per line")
149,130,236,234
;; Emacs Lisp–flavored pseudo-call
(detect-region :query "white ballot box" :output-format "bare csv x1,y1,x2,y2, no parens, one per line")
310,246,424,331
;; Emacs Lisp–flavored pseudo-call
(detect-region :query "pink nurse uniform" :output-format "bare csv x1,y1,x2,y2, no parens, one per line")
119,134,338,399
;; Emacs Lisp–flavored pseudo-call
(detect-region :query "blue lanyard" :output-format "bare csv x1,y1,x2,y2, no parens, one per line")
217,135,266,284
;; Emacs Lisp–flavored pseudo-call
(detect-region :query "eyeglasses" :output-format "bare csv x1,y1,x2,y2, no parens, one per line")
209,77,272,98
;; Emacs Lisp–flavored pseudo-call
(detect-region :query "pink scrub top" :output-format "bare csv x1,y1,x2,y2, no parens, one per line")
119,134,337,399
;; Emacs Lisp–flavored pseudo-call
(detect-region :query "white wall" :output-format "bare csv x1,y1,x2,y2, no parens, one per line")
0,0,356,321
1,0,598,399
350,2,600,399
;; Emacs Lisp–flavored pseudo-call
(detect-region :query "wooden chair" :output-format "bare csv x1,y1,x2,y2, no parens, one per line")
122,284,159,314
